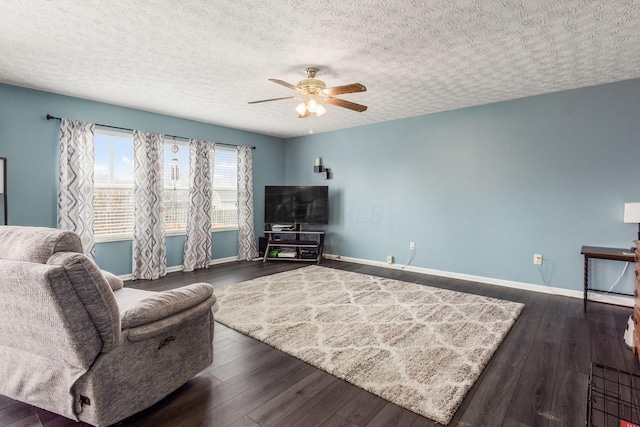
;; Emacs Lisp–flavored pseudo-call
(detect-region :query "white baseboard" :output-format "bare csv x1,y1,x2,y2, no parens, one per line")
323,253,634,308
118,256,239,281
210,256,239,265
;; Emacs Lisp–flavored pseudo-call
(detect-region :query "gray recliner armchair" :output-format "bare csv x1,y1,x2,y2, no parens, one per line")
0,226,216,426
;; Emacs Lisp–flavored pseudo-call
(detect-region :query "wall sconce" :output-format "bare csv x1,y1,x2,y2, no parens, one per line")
0,157,6,225
313,157,331,179
624,202,640,240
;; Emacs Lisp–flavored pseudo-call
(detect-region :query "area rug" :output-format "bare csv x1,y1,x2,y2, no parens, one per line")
213,266,524,425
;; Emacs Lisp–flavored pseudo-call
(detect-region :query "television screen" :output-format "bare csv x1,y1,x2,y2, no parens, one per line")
265,186,329,225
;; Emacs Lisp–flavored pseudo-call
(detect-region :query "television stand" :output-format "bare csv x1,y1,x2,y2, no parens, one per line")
262,225,325,264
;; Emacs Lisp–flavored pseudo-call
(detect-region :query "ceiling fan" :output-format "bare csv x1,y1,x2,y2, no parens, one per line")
248,67,367,118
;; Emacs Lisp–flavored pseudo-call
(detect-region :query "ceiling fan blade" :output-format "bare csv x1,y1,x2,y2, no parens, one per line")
323,83,367,96
248,96,296,104
325,97,368,112
269,79,298,91
298,110,311,118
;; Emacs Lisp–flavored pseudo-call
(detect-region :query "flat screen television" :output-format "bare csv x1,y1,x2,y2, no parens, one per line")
264,186,329,225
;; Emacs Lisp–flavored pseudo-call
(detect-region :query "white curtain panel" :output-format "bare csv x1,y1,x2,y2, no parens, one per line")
237,145,257,260
57,119,96,258
132,130,167,280
183,139,213,272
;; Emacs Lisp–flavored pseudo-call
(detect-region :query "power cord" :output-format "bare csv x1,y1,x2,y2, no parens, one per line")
587,261,630,301
537,263,557,295
401,246,416,270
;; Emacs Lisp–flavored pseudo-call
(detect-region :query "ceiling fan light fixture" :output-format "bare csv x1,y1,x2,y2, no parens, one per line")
250,68,367,117
307,99,318,113
295,102,307,115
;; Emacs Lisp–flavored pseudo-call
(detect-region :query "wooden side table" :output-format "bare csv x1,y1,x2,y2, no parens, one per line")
581,246,636,312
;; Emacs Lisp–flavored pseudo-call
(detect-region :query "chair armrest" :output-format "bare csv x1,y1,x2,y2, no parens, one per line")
121,283,215,329
126,295,216,342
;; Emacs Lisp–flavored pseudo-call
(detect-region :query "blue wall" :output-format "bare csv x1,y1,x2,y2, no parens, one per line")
0,83,285,275
285,79,640,293
2,80,639,293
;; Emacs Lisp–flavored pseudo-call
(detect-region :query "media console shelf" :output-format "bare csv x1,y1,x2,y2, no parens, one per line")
262,227,325,264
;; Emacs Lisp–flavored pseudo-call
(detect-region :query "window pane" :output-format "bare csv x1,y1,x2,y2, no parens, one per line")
164,141,190,233
212,146,238,229
94,131,134,238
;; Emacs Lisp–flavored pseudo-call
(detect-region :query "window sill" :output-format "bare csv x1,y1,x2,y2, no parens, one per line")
95,234,133,244
211,226,239,232
95,227,239,244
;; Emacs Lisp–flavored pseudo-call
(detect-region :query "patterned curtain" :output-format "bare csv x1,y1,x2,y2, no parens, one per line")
132,130,167,280
183,139,213,272
57,119,96,258
237,145,257,260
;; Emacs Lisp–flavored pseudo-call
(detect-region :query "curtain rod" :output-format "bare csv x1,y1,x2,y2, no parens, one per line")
46,114,256,150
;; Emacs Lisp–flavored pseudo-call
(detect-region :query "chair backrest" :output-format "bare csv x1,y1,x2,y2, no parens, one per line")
0,226,121,354
0,226,83,262
0,259,103,368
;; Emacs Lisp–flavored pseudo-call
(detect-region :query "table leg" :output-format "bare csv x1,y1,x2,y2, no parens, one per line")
263,242,270,263
583,255,589,312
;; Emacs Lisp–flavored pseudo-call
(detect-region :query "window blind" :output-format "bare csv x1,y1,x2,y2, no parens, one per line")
94,131,239,241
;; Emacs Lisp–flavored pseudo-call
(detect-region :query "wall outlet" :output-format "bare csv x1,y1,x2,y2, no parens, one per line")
387,255,394,264
410,242,415,250
533,254,543,265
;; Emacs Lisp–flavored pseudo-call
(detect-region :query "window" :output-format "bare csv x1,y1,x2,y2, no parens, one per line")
211,146,238,229
94,130,135,240
94,129,238,242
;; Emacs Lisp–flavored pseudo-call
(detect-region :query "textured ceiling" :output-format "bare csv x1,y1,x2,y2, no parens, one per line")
1,0,639,138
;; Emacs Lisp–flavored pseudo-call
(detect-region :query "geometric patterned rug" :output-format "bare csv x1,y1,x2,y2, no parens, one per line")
213,266,524,425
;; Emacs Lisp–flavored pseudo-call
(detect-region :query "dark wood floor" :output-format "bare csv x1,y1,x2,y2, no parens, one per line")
1,260,637,427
